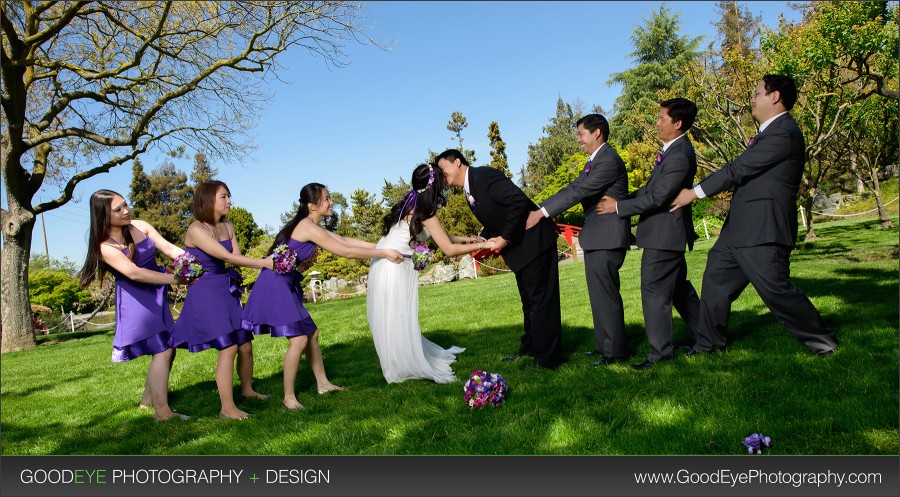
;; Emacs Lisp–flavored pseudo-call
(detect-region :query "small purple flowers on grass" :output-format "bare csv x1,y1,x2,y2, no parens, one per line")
743,433,772,454
173,253,204,284
464,370,508,409
272,244,298,275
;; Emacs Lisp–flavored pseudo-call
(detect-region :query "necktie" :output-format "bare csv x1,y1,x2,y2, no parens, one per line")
748,135,757,147
583,159,591,173
654,151,663,167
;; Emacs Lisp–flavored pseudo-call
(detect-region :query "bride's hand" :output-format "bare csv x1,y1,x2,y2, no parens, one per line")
381,249,404,264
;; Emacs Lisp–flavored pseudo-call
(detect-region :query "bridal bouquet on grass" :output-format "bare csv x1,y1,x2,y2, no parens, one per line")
406,243,432,271
172,253,204,284
463,370,508,409
743,433,772,454
271,244,298,275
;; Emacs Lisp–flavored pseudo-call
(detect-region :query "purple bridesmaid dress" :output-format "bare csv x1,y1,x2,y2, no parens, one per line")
171,239,253,352
242,238,318,337
108,236,175,362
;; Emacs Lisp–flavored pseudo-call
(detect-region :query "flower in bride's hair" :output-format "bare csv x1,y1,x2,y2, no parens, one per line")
172,253,204,284
463,370,508,409
406,243,432,271
272,244,298,275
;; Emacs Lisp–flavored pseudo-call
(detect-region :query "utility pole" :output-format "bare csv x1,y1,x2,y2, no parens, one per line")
40,210,50,260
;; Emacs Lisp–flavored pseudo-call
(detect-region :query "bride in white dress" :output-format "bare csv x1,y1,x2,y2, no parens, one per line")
367,163,496,383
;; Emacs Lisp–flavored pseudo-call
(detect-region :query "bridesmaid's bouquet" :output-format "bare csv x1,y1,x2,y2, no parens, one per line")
406,243,432,271
271,244,298,275
742,433,772,454
463,369,508,409
172,253,204,284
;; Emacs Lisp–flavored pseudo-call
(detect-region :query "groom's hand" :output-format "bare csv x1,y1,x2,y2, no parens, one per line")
525,210,543,230
487,236,508,252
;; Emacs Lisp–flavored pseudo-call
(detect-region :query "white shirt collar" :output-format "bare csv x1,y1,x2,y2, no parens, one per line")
463,167,471,193
759,111,788,133
589,142,606,162
661,133,685,153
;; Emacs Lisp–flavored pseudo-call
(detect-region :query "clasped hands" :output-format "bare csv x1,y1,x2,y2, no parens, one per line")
461,235,501,252
591,188,697,215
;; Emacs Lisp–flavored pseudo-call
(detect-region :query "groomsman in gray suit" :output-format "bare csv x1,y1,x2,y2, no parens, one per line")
596,98,701,370
525,114,630,366
670,74,838,357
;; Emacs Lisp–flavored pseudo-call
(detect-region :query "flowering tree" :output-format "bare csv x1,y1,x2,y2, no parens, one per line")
1,1,382,352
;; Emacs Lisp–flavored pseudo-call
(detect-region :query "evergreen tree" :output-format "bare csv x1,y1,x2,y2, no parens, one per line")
227,206,265,254
447,112,477,164
381,177,411,212
607,4,702,144
521,97,582,196
190,150,218,186
339,189,383,242
129,159,193,243
487,121,512,178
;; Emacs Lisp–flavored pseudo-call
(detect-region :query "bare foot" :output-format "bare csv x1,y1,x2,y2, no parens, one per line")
154,408,190,421
241,391,270,400
316,384,345,395
218,408,251,420
139,403,152,410
282,399,304,411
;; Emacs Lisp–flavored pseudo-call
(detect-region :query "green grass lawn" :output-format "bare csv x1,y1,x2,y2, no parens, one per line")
2,215,897,455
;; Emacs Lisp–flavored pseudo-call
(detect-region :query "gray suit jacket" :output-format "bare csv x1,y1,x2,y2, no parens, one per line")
699,113,804,248
540,144,630,251
617,135,698,251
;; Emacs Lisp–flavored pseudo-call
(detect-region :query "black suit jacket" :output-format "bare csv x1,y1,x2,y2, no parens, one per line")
468,166,558,272
539,144,630,250
699,113,804,248
617,135,698,251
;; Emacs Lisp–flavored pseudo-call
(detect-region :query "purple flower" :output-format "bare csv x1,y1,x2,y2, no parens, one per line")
172,253,204,284
743,433,772,454
408,243,432,271
467,193,478,207
464,369,508,409
271,244,298,275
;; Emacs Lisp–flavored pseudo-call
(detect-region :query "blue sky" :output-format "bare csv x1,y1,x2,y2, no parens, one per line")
23,1,801,264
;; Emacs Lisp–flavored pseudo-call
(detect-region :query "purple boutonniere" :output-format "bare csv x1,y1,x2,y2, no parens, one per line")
467,193,478,207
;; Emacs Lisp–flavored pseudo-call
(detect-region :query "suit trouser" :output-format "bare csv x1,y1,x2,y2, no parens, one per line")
695,241,838,353
584,248,627,358
641,248,701,362
513,245,563,368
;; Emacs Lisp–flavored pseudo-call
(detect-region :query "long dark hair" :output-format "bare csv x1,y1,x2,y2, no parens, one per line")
382,163,446,244
78,189,135,287
269,183,328,254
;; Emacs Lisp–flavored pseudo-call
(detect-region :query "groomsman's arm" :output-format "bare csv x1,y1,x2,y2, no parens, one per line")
541,155,620,217
699,128,790,198
483,169,531,246
617,153,691,217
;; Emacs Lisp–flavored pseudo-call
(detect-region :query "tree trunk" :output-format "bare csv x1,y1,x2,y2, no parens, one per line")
871,172,893,229
1,205,37,352
802,193,818,241
850,153,865,194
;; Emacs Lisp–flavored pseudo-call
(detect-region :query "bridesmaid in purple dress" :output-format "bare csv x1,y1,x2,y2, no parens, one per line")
242,183,404,410
170,180,274,420
77,189,189,421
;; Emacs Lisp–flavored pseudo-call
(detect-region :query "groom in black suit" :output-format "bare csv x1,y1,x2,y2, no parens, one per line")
670,74,838,356
596,98,701,369
436,149,563,369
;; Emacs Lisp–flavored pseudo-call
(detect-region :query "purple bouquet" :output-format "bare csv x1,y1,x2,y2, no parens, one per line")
272,244,298,275
172,253,204,284
463,369,508,409
743,433,772,454
406,243,432,271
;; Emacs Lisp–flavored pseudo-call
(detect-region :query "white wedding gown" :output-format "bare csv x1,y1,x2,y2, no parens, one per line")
367,219,465,383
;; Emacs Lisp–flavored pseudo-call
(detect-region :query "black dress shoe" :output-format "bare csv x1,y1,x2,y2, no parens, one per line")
631,359,655,370
592,356,621,367
584,350,601,356
502,354,523,362
817,349,835,358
